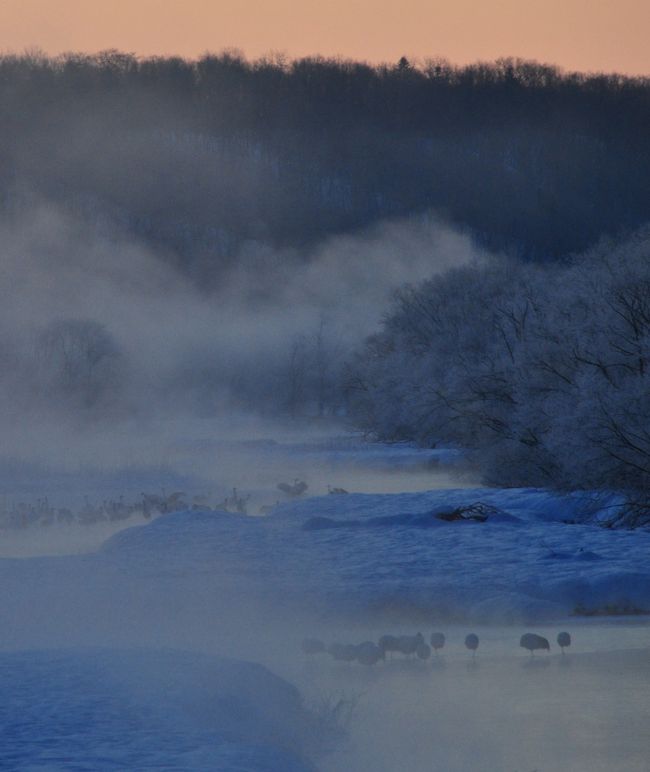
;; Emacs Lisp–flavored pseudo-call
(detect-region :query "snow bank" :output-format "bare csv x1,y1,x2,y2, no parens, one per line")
0,648,319,771
98,486,650,623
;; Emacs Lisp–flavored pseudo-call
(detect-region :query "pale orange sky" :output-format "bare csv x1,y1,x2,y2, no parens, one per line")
0,0,648,75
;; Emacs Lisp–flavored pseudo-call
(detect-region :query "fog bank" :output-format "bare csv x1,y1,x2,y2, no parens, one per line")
0,202,482,455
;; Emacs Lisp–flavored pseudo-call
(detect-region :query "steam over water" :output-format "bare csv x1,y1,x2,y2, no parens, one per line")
313,642,650,772
2,53,650,771
0,420,470,557
0,207,646,770
257,619,650,772
0,428,649,770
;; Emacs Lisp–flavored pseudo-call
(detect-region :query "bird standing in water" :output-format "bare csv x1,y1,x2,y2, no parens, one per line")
465,633,479,657
520,633,550,656
557,631,572,653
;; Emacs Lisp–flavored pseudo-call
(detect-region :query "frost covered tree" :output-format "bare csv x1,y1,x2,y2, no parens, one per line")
348,229,650,523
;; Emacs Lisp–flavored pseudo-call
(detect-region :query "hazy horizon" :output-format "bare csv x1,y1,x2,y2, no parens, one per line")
1,0,649,76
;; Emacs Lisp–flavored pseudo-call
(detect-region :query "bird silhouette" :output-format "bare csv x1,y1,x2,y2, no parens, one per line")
465,633,479,656
430,632,445,654
520,633,550,656
557,631,572,653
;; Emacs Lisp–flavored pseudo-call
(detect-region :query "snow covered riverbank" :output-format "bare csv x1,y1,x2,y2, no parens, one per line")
0,648,322,771
1,483,648,649
95,484,650,623
2,437,649,770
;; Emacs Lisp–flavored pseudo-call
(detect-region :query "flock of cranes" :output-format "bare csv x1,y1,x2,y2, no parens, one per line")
0,491,191,530
0,475,341,530
302,630,573,665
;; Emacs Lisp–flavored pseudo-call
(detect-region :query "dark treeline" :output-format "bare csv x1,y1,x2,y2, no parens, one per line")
2,50,650,280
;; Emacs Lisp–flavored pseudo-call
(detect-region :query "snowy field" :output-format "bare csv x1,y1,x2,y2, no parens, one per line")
1,430,649,770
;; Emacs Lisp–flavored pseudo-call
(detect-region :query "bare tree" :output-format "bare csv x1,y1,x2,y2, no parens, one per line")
35,318,122,409
284,335,308,419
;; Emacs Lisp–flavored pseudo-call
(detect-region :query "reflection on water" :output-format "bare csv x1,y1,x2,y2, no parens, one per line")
277,625,650,772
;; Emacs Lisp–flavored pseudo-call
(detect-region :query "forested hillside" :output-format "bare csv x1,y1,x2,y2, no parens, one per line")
2,50,650,280
3,49,650,508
